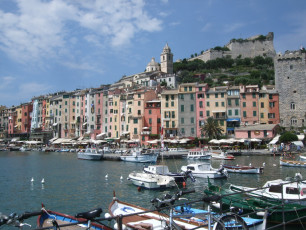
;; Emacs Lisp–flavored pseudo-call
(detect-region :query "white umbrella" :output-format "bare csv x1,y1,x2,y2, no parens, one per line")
209,139,220,144
250,138,261,142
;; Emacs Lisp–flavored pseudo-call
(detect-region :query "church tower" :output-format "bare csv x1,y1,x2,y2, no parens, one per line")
160,43,173,74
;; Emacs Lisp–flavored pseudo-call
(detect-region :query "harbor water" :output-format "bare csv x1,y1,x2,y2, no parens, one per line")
0,150,305,229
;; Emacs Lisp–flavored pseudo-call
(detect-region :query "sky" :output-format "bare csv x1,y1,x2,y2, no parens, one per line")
0,0,305,107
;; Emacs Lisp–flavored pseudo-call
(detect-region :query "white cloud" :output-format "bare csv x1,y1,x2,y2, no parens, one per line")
0,76,15,89
223,22,245,33
0,0,162,63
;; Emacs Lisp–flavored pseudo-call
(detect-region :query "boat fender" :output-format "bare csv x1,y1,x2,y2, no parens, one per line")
256,211,267,216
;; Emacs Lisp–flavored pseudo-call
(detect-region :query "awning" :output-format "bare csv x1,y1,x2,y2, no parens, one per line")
212,110,226,113
82,122,87,126
53,123,58,126
227,118,240,122
96,133,106,137
14,125,18,128
292,141,304,148
49,137,58,142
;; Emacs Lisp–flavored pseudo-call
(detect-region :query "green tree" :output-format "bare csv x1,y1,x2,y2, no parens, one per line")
279,131,298,143
200,117,224,139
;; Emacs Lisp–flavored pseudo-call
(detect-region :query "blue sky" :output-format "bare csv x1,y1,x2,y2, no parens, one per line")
0,0,305,107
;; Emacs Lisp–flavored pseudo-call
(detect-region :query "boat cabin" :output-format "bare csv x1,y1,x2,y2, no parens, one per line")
145,165,170,174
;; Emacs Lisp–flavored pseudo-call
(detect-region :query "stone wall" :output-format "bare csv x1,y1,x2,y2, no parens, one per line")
275,50,306,128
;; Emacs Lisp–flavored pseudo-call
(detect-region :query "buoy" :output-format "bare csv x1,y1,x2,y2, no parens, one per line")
137,187,141,192
31,177,34,182
182,181,186,188
105,174,108,179
41,178,45,184
120,175,123,180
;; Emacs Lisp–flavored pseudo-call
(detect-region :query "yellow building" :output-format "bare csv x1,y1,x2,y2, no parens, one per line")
16,105,22,133
259,90,269,124
206,86,227,134
160,89,179,138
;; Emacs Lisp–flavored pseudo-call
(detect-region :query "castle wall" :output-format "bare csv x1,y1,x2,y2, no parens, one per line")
275,50,306,128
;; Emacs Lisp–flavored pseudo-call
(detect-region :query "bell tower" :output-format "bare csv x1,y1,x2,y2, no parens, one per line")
160,43,173,74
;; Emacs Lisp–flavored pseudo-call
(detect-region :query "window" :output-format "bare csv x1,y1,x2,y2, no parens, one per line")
199,87,202,91
243,111,246,117
242,94,246,99
171,101,174,107
171,95,174,100
243,102,246,107
228,99,231,106
181,105,184,112
190,104,194,112
228,110,232,116
261,113,264,118
221,102,225,107
191,128,195,134
206,111,210,116
235,99,239,106
191,117,194,124
149,110,152,114
190,94,194,100
269,102,275,108
133,118,138,124
221,93,224,98
235,109,239,116
261,102,264,108
134,128,138,134
181,128,185,134
290,103,295,110
252,93,256,98
166,95,169,101
172,111,175,118
215,93,218,98
253,102,256,107
172,121,175,127
180,94,184,100
181,118,184,124
166,102,169,108
199,101,203,108
189,86,192,91
184,87,187,92
166,121,169,128
138,94,141,98
138,101,141,106
157,118,161,123
215,102,219,107
207,102,210,107
269,94,273,99
206,94,210,98
291,118,297,126
253,111,257,117
268,113,275,119
220,120,224,126
199,111,203,117
149,118,152,124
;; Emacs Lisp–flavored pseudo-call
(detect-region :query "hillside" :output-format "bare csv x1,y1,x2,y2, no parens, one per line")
173,55,275,87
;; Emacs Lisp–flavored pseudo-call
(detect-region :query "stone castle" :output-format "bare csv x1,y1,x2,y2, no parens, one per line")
275,49,306,128
190,32,276,62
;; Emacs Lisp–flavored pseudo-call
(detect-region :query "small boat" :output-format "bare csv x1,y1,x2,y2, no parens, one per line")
211,151,235,160
161,147,189,158
77,148,103,161
187,148,211,160
174,205,266,230
19,146,31,152
127,171,176,189
181,163,228,179
38,207,112,230
280,158,306,167
108,194,208,229
204,180,306,224
229,173,306,204
120,148,158,163
143,164,195,183
222,164,263,174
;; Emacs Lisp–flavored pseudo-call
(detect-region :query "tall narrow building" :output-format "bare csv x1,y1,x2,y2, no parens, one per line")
160,43,173,74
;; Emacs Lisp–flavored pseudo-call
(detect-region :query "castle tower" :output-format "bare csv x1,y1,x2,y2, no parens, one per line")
275,49,306,128
160,43,173,74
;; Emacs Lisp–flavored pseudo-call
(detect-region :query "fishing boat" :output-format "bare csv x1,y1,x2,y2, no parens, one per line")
77,148,103,161
143,165,195,183
187,148,211,160
211,151,235,160
38,207,112,230
108,193,208,229
174,205,266,230
229,173,306,204
181,163,228,179
222,164,263,174
120,148,158,163
127,171,176,189
280,158,306,167
204,179,306,224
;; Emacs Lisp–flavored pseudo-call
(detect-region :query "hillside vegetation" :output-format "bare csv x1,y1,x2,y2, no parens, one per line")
174,55,274,87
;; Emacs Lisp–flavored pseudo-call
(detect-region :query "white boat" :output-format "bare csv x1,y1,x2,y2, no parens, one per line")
222,164,263,174
127,171,176,189
211,151,235,160
229,173,306,203
300,155,306,161
108,195,208,229
120,148,158,163
280,158,306,167
19,146,31,152
187,148,211,160
181,163,228,179
77,148,103,161
161,147,189,158
143,165,194,183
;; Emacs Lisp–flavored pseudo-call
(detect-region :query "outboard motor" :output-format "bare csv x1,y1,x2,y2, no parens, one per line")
186,170,196,182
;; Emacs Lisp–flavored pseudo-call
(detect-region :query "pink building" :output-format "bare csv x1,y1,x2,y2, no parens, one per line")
240,85,260,125
21,103,32,133
94,90,104,138
235,124,279,139
195,84,208,137
268,92,280,124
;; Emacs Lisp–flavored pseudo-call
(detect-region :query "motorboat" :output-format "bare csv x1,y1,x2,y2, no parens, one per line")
120,148,158,163
38,206,112,230
174,205,266,230
181,163,228,179
187,148,211,160
77,148,103,161
229,173,306,203
143,165,195,183
222,164,263,174
211,151,235,160
280,158,306,167
127,171,176,189
108,193,208,229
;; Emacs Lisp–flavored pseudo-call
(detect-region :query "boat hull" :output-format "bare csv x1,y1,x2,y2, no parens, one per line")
120,154,157,163
280,158,306,167
78,152,103,160
223,165,263,174
127,172,176,189
37,210,112,230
